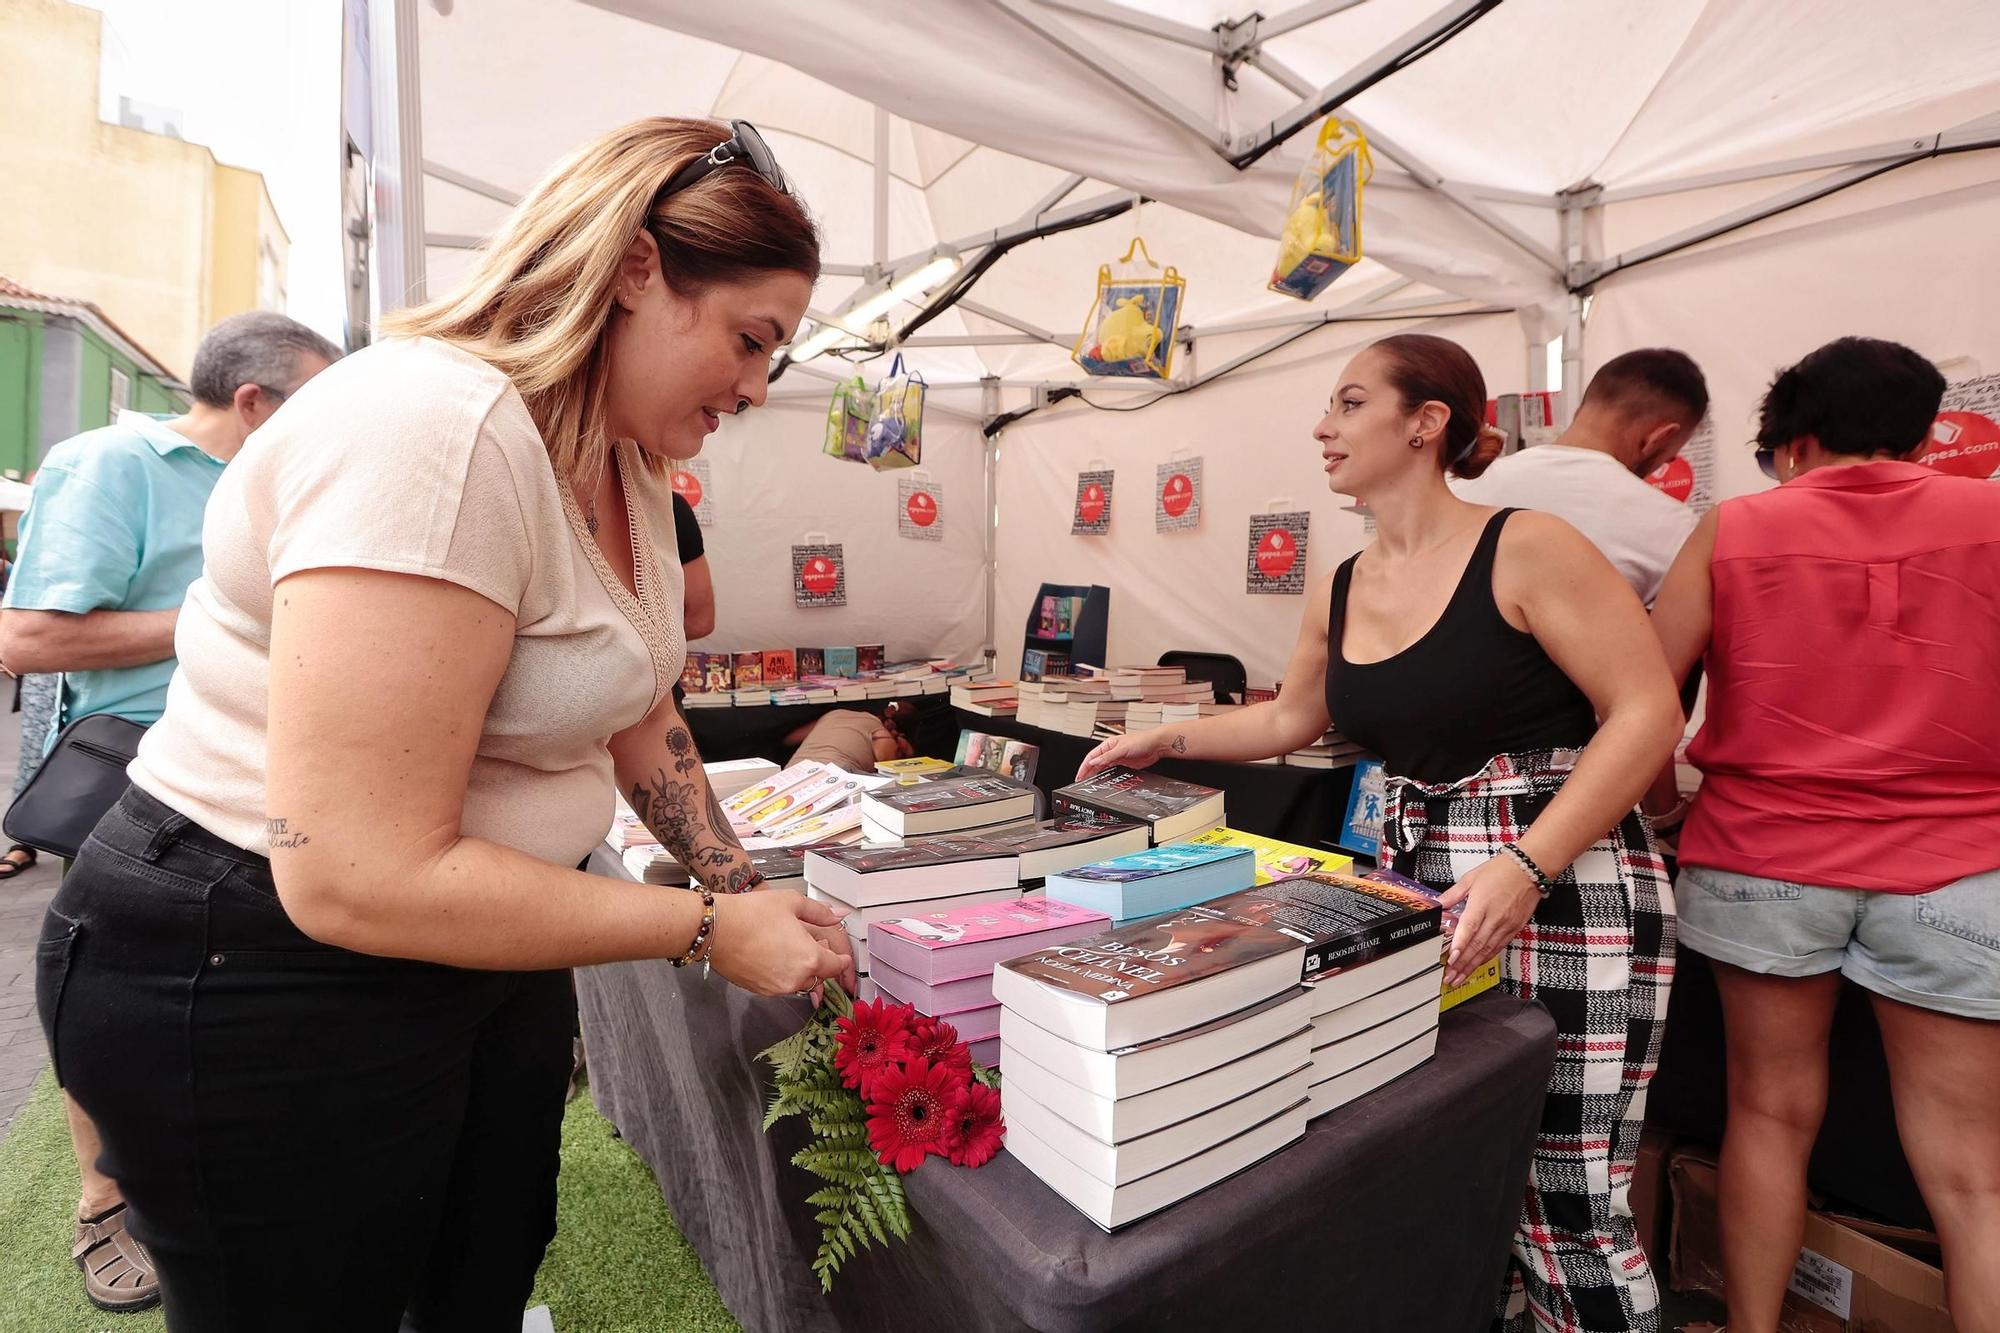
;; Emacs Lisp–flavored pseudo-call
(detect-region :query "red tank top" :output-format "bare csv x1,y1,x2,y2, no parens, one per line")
1680,462,2000,892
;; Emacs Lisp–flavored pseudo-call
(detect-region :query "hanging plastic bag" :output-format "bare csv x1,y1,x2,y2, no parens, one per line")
865,354,925,471
1072,236,1186,380
823,373,873,463
1269,118,1372,302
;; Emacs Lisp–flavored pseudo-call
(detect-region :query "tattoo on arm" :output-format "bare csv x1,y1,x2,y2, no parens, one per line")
629,727,756,892
266,817,311,850
1170,733,1188,756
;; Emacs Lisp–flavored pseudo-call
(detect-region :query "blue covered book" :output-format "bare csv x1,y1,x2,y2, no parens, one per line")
1044,844,1255,923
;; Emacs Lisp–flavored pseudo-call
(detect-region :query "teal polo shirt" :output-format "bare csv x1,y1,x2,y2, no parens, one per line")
5,411,227,749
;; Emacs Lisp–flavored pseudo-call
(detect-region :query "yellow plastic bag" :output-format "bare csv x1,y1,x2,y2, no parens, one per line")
1269,118,1372,301
1072,237,1186,380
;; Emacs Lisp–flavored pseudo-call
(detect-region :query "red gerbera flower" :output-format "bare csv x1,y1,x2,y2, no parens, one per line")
909,1014,973,1083
833,997,918,1096
865,1058,966,1172
945,1080,1005,1168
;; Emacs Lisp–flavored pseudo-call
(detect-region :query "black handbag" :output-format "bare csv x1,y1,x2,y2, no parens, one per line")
3,710,148,860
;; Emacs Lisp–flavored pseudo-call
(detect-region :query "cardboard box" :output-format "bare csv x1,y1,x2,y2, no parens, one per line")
1669,1151,1957,1332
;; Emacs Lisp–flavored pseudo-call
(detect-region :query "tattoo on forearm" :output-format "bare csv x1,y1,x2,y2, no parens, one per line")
629,727,755,892
1170,733,1188,756
266,817,311,850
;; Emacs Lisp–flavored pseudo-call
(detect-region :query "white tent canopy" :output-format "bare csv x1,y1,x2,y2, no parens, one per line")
363,0,2000,679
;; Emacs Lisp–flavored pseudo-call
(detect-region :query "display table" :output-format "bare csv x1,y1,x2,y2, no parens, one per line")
958,711,1359,849
578,848,1556,1333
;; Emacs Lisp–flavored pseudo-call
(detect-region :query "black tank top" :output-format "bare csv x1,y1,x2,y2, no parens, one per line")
1326,509,1596,785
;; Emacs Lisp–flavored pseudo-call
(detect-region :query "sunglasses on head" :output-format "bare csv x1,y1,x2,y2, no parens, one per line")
654,120,786,204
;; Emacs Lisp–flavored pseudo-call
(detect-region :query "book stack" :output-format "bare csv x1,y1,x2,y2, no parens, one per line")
1183,870,1445,1119
643,845,808,891
951,679,1020,717
859,771,1038,843
866,897,1109,1067
1284,729,1369,769
804,836,1029,975
994,912,1315,1230
718,762,885,852
1043,843,1256,923
1102,666,1215,706
1053,768,1226,845
1123,701,1205,730
874,756,957,779
1185,827,1354,883
1015,674,1113,732
973,812,1150,883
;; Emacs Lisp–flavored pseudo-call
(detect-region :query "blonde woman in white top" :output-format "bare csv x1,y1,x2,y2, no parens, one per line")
34,118,850,1330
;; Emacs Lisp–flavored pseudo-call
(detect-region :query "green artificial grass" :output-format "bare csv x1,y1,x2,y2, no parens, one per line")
0,1073,738,1333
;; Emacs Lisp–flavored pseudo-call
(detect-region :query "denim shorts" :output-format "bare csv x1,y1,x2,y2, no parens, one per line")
1677,864,2000,1020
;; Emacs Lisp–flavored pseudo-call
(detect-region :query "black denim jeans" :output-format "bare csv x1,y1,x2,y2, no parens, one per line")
37,785,572,1332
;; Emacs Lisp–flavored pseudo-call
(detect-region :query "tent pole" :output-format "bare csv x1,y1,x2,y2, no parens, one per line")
1558,189,1591,421
872,108,890,268
982,377,1002,664
368,0,428,316
991,0,1231,152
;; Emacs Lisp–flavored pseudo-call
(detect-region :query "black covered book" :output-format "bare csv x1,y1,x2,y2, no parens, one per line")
1052,768,1224,844
803,836,1020,908
861,774,1038,836
1188,870,1441,985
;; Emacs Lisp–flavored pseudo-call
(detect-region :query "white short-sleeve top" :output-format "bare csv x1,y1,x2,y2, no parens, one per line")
131,336,686,868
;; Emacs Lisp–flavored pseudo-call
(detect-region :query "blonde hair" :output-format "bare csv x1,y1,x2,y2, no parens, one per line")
384,117,819,483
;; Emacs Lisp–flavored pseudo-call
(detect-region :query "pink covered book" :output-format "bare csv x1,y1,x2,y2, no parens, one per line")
869,896,1110,985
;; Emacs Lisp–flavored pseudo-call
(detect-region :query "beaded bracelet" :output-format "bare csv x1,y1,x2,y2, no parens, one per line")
1499,842,1557,897
671,887,717,968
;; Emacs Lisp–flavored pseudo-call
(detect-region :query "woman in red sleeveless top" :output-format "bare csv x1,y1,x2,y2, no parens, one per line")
1653,337,2000,1333
1083,334,1686,1332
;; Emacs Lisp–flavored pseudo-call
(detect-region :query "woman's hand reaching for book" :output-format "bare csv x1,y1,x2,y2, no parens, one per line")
1436,855,1542,987
709,891,852,999
1077,727,1173,781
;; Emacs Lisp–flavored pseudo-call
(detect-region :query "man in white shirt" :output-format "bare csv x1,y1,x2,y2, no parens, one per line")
1456,348,1708,606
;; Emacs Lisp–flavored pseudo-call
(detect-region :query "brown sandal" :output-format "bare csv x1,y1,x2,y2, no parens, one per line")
73,1203,161,1311
0,843,36,880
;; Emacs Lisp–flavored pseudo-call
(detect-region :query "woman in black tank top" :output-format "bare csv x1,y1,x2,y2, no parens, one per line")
1080,334,1683,1333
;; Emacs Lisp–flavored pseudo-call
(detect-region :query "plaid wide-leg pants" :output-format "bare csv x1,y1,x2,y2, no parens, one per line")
1385,749,1676,1333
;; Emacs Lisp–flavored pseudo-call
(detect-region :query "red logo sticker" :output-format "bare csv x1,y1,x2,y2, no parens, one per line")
671,470,704,508
906,491,938,527
1078,483,1106,524
1919,411,2000,480
801,557,839,596
1644,455,1694,503
1162,473,1192,517
1255,528,1297,579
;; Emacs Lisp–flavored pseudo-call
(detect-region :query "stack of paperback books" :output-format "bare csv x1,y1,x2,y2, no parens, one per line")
1042,843,1256,923
865,897,1109,1066
993,912,1315,1229
1284,729,1370,769
1177,870,1445,1119
950,679,1020,717
1184,827,1354,883
804,836,1029,975
859,771,1038,842
1053,768,1226,845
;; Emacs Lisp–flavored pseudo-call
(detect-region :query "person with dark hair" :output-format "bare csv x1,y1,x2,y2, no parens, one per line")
1652,336,2000,1333
0,308,335,1314
1456,347,1709,606
1083,332,1684,1333
35,118,851,1328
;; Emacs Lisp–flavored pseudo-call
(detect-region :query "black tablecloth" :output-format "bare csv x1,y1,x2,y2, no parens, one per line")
579,849,1556,1333
684,694,959,765
959,711,1359,850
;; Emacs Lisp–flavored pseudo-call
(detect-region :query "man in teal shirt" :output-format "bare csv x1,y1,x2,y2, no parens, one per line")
0,310,336,1313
